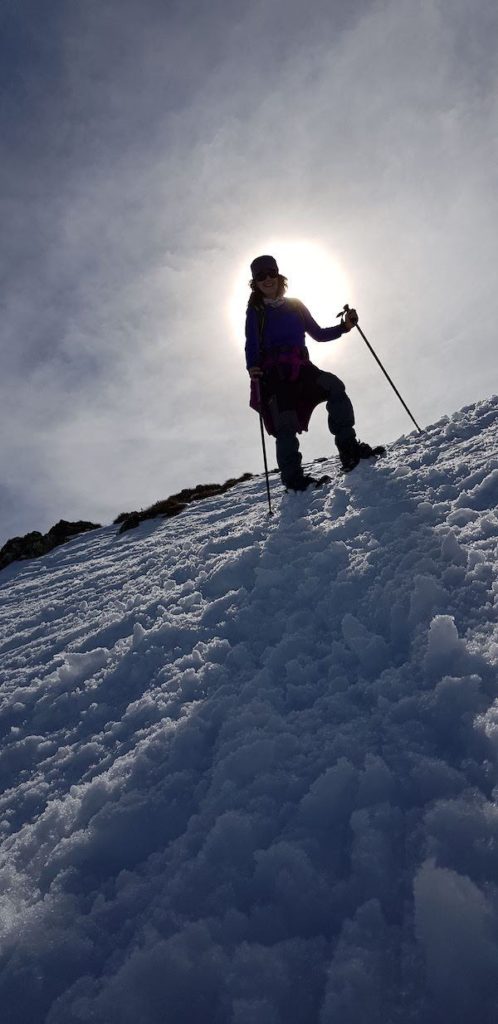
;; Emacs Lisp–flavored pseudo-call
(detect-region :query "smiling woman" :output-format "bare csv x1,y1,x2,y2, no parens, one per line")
238,245,383,489
228,239,352,341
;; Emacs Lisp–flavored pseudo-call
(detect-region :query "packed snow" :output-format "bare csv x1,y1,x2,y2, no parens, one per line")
1,396,498,1024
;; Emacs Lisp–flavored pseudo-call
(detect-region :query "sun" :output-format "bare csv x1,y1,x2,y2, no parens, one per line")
227,239,352,344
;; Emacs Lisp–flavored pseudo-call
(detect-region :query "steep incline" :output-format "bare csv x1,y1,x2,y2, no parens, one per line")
0,396,497,1024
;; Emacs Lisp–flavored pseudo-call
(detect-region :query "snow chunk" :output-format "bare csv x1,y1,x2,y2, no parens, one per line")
427,675,485,753
300,758,358,826
57,648,109,684
357,754,394,807
441,529,467,566
409,575,448,625
447,507,479,527
424,615,469,678
350,803,402,903
320,900,391,1023
414,860,498,1014
433,673,482,717
341,614,389,676
253,841,331,935
417,500,435,518
455,468,498,511
131,622,147,648
477,513,498,538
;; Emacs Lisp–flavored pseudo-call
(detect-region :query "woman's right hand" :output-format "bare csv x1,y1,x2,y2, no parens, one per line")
248,366,263,379
343,307,359,331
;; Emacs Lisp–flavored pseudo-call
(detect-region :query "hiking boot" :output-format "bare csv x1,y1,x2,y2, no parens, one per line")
338,441,360,473
286,473,331,492
339,440,386,472
287,473,317,492
357,441,386,459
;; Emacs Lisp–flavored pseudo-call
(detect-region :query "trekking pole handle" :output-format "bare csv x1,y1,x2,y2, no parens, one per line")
336,303,357,324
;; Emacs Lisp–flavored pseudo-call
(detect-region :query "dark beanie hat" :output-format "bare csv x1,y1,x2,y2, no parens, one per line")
250,254,279,278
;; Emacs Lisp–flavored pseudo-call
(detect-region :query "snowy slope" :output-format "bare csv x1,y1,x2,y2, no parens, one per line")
1,396,498,1024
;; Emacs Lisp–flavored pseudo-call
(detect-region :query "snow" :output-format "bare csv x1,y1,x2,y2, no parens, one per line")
0,395,497,1023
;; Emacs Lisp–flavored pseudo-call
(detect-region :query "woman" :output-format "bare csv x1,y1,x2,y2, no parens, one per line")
245,254,383,490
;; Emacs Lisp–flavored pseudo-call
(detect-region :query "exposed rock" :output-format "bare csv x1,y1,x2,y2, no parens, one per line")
0,472,254,568
0,520,101,571
115,473,253,534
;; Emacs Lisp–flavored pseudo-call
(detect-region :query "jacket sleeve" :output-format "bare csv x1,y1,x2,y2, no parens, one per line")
245,308,261,369
298,301,346,342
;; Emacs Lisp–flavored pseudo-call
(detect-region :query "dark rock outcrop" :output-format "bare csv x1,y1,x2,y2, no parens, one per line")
0,472,254,569
116,473,253,534
0,520,101,571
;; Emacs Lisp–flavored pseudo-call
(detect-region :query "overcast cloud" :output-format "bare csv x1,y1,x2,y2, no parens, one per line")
1,0,497,544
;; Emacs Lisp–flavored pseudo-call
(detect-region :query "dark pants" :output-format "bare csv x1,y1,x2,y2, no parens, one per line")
267,365,356,488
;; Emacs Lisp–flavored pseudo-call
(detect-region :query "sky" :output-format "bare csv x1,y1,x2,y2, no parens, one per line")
1,0,498,545
1,395,497,1021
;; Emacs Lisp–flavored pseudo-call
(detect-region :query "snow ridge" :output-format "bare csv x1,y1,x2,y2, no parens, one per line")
0,396,497,1023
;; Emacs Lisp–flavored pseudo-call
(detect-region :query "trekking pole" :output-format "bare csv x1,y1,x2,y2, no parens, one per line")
254,378,273,516
338,304,423,434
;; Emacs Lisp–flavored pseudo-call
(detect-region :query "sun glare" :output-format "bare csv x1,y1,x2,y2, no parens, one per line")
227,239,352,345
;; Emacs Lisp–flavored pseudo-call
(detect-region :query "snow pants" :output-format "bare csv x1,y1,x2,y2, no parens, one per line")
265,364,356,489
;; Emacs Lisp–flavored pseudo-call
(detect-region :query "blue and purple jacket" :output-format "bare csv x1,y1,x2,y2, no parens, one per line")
245,298,345,373
245,298,346,434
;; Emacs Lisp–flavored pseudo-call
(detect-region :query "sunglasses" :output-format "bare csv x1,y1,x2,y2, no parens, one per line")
254,269,278,282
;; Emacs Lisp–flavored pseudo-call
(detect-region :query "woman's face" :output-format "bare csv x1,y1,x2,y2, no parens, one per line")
255,271,279,300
